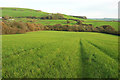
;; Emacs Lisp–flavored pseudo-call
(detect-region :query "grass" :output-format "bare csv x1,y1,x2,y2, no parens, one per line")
2,8,48,17
34,20,76,25
2,31,118,78
83,21,118,31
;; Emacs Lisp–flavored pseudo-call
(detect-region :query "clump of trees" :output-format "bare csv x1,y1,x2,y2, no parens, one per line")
72,16,87,19
2,21,44,34
40,13,65,20
2,16,12,20
44,24,94,32
2,22,25,34
94,25,118,35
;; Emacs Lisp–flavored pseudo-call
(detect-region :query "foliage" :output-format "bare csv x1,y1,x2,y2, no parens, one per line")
2,21,43,34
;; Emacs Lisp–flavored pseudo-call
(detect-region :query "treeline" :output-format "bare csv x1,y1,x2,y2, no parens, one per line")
2,14,86,20
44,24,119,35
44,24,94,32
72,16,87,19
2,21,120,36
2,13,65,20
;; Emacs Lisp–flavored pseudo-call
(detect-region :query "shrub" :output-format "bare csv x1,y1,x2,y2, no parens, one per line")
96,25,115,33
3,16,10,20
12,22,27,30
76,20,82,25
26,23,35,31
67,20,70,24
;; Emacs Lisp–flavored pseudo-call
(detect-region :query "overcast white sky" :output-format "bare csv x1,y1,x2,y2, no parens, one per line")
0,0,119,18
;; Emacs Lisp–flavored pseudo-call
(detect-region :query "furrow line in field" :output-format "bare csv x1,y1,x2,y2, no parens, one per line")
79,39,85,78
87,41,117,62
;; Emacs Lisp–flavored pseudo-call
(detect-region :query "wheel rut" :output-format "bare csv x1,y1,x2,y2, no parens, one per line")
77,39,86,78
87,40,117,62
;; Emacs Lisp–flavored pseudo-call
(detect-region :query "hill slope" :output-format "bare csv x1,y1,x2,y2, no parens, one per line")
1,7,48,17
1,7,119,32
1,7,89,20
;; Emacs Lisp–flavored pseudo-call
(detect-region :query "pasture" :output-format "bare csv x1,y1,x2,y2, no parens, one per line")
83,21,118,31
2,31,118,78
2,8,48,17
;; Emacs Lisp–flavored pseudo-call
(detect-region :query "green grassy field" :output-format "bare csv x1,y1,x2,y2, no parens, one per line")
83,21,118,31
2,8,48,17
2,31,118,78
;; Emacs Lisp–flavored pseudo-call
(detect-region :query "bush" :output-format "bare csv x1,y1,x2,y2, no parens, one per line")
3,16,10,20
96,25,115,33
26,23,35,31
12,22,27,29
67,20,70,24
40,13,64,20
76,20,82,25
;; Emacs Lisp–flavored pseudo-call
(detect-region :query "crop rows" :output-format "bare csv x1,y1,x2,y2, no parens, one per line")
2,31,118,78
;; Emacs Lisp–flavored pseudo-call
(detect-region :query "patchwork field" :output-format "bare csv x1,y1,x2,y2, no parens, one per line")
9,18,118,31
2,31,118,78
2,8,118,31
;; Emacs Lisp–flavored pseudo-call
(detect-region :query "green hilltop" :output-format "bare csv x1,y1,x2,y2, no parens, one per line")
1,7,48,17
1,7,95,21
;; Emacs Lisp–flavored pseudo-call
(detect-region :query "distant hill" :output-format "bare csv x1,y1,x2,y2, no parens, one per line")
88,18,118,21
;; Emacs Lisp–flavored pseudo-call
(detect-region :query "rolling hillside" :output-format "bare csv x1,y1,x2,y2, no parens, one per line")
1,7,48,17
1,7,118,31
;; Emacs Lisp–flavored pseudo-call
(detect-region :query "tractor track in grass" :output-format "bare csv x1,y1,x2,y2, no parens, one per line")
87,41,117,62
78,39,86,78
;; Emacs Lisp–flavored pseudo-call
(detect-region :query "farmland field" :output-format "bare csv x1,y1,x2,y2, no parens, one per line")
2,31,118,78
83,21,118,31
2,8,48,17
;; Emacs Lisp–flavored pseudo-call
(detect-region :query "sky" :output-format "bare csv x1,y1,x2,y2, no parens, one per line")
0,0,119,18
